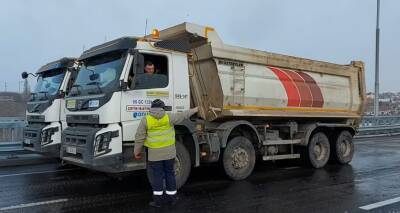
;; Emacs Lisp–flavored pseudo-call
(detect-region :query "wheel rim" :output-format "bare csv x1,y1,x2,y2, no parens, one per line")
313,142,327,161
231,147,249,169
339,139,351,157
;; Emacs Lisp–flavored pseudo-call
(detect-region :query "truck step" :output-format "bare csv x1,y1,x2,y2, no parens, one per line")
263,154,300,161
262,139,302,145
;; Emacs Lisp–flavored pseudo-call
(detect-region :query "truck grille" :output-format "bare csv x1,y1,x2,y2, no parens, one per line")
61,126,101,162
66,114,99,124
64,135,87,146
24,132,38,138
23,123,45,149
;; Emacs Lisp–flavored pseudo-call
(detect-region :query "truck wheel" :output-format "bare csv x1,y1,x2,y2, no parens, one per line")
307,132,330,168
223,136,256,180
145,141,191,189
175,141,191,189
332,131,354,164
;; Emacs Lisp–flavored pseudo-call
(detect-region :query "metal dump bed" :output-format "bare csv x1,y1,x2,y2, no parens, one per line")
157,23,366,123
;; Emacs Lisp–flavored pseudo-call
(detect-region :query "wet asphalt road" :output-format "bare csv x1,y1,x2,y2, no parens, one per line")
1,136,400,213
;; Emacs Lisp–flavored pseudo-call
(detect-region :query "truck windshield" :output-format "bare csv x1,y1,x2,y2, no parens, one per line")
31,70,65,101
69,51,126,96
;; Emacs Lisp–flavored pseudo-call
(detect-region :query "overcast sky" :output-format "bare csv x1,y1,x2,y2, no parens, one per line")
0,0,399,92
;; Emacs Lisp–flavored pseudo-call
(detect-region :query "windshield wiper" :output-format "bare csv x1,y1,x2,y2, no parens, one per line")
78,99,91,110
30,103,41,113
38,91,49,100
86,66,95,73
29,92,37,101
71,84,82,96
86,82,102,94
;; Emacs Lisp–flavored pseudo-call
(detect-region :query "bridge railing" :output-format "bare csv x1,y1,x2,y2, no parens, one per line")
0,117,26,151
360,116,400,127
357,116,400,136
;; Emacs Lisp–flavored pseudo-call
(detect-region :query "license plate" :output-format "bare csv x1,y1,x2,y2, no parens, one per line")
66,146,77,154
24,139,31,144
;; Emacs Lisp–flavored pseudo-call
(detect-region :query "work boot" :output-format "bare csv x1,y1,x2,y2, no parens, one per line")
166,194,179,206
149,195,163,208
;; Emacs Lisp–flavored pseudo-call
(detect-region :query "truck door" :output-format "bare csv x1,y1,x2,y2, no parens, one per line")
120,51,174,141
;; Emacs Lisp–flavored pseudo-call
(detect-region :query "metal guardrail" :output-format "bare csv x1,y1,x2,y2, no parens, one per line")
360,116,400,127
357,116,400,136
0,117,26,151
357,125,400,136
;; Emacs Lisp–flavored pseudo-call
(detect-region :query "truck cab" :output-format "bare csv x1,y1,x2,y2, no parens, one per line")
61,37,192,176
23,58,77,157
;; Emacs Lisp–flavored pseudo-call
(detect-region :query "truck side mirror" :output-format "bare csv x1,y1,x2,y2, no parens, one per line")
125,50,144,91
21,72,28,79
121,81,128,91
133,51,144,75
21,72,37,79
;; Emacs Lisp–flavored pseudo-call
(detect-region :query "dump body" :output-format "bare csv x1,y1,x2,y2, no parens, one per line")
154,22,366,126
190,44,365,123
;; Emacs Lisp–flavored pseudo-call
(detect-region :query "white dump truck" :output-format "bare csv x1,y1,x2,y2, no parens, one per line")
22,58,77,157
61,23,365,188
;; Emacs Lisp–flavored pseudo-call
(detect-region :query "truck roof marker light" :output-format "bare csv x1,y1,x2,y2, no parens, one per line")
152,29,160,39
204,26,215,38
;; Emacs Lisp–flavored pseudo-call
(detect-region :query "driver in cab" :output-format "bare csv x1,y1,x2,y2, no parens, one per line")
130,61,167,89
144,61,155,74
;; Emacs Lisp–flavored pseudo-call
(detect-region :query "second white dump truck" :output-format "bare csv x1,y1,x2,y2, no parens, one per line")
22,58,77,157
61,23,365,188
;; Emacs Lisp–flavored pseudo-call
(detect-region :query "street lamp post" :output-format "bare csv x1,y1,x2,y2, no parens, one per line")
374,0,380,117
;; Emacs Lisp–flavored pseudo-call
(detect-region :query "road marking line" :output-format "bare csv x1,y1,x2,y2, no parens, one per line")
359,196,400,210
0,168,79,178
0,198,68,210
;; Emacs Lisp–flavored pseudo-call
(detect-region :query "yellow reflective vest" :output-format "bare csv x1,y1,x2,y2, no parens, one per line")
144,114,175,149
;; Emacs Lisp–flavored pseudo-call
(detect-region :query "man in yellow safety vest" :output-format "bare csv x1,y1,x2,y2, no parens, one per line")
134,99,198,207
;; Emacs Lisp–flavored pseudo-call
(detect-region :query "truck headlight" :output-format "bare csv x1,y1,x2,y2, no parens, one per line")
41,127,59,145
94,131,118,156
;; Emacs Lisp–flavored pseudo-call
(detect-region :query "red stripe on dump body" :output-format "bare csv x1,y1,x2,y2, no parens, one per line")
283,69,313,107
296,72,324,107
269,66,324,108
269,67,301,107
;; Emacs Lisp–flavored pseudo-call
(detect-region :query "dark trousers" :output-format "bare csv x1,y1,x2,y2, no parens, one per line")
148,159,177,194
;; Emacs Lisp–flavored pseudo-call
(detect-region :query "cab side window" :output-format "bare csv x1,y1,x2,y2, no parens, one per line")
128,54,168,90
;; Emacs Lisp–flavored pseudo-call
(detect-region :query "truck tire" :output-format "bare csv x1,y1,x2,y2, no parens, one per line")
332,131,354,164
146,140,191,189
175,141,191,189
307,132,330,168
223,136,256,180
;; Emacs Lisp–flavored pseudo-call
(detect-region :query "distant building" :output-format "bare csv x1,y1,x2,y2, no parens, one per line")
0,92,27,117
364,92,400,116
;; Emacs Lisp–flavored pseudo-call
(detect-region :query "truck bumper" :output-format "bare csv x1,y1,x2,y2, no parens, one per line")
61,125,145,173
22,123,60,158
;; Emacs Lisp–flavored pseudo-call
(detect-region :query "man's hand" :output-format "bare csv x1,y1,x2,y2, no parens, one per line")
134,152,142,160
193,107,199,113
